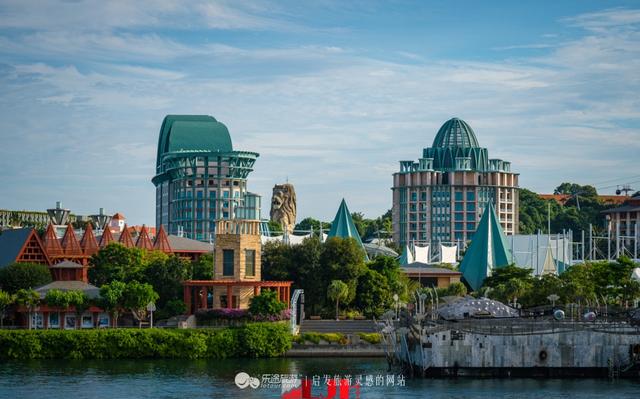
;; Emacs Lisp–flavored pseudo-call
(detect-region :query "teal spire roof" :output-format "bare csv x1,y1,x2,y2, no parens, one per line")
156,115,233,169
327,199,364,248
459,202,513,291
422,118,489,172
432,117,480,149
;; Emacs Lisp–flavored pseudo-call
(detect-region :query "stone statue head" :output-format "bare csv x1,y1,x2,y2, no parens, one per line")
270,183,296,234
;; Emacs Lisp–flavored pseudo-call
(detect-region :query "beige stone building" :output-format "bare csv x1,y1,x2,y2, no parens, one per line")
392,118,519,247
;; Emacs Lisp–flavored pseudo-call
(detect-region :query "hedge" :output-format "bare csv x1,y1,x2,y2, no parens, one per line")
0,322,292,360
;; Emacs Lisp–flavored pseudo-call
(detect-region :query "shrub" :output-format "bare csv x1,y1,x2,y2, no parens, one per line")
358,332,382,344
296,332,347,345
0,322,292,360
249,290,286,318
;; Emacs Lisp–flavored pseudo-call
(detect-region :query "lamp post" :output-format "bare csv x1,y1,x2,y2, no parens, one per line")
393,294,399,320
147,302,156,328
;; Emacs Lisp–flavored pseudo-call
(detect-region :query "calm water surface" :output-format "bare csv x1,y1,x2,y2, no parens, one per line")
1,357,639,399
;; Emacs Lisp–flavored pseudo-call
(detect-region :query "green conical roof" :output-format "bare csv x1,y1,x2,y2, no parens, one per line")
327,199,364,248
432,117,480,149
459,202,513,291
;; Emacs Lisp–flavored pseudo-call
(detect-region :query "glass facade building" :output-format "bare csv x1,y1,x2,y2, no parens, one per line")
153,115,260,241
392,118,519,247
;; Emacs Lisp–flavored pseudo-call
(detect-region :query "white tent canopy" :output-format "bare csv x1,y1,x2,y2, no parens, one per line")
413,245,430,263
440,245,457,264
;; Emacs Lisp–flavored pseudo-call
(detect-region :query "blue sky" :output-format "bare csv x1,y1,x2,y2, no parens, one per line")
0,1,639,226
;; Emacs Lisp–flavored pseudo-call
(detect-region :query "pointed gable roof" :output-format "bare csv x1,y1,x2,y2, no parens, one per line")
135,225,153,250
61,223,83,255
0,228,50,267
80,223,99,256
99,226,115,248
399,245,414,265
459,202,513,291
327,199,364,245
327,199,367,259
153,225,172,253
118,224,134,248
42,223,64,256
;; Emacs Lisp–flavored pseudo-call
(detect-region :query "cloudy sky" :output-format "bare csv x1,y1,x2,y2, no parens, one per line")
0,1,639,225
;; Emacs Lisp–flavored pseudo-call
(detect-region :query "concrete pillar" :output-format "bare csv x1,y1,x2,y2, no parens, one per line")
200,287,207,310
184,286,192,315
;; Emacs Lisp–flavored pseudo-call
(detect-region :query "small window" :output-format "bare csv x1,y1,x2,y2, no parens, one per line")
223,249,234,276
245,249,256,277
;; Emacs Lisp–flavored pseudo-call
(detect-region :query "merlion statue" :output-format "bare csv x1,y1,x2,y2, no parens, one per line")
270,183,296,234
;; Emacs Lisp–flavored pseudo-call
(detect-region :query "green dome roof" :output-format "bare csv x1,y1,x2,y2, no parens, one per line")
156,115,233,168
432,118,480,149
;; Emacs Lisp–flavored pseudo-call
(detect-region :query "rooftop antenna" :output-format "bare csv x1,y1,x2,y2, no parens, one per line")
616,184,633,196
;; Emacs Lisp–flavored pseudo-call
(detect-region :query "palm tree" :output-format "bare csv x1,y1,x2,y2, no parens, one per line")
327,280,349,321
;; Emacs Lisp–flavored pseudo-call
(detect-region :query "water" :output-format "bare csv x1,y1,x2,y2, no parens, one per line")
1,358,639,399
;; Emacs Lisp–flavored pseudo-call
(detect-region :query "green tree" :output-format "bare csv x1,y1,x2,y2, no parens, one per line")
67,290,89,322
0,290,14,327
143,254,190,316
368,255,410,300
99,281,127,327
0,262,52,293
320,237,366,306
327,280,349,320
123,281,159,328
267,220,283,235
15,288,40,329
289,237,323,313
88,243,145,286
261,241,293,281
354,269,392,318
482,265,534,288
294,217,331,235
44,289,72,309
249,289,286,318
191,253,214,280
444,282,467,297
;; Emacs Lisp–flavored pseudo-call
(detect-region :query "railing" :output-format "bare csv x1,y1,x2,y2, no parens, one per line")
420,319,640,336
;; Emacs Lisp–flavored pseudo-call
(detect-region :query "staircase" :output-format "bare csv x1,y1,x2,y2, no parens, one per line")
300,319,378,333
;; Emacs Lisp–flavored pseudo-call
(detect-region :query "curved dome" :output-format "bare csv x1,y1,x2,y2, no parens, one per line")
432,118,480,149
156,115,233,168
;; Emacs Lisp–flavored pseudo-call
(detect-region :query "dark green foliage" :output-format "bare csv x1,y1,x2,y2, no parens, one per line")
294,218,331,235
191,254,214,280
267,220,283,235
482,265,534,288
354,269,392,318
351,209,392,241
0,323,292,360
519,184,614,235
239,322,292,357
262,238,410,317
249,290,286,317
142,255,189,311
88,243,145,286
261,241,293,281
481,258,640,307
0,262,52,293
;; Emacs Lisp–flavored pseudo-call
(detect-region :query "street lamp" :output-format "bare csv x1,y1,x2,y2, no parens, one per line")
393,294,399,320
147,302,156,328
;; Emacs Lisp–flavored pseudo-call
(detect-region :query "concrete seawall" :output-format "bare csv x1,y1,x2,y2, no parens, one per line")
400,324,640,377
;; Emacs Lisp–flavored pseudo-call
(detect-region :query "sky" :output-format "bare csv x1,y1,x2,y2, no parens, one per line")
0,0,639,226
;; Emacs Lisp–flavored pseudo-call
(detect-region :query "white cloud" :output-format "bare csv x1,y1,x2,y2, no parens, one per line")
0,5,638,223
